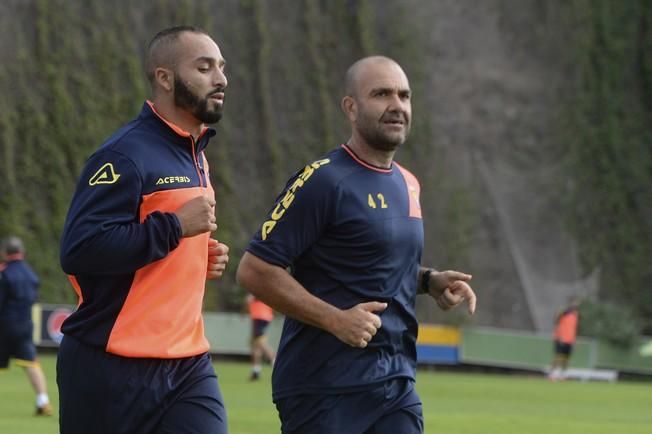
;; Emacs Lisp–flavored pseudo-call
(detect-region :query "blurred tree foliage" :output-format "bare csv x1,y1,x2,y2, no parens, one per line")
561,0,652,334
578,300,640,347
0,0,649,334
0,0,442,311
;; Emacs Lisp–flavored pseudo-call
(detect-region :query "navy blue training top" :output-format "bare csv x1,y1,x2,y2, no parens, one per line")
59,102,218,358
247,144,424,400
0,258,39,326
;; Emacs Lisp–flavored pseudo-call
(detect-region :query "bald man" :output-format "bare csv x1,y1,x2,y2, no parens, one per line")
237,56,477,433
58,26,230,434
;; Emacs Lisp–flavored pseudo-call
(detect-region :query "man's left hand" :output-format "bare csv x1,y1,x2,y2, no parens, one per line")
433,280,476,314
207,238,229,279
428,270,476,314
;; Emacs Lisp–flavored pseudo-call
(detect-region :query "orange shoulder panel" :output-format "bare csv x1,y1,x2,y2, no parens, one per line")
395,163,422,219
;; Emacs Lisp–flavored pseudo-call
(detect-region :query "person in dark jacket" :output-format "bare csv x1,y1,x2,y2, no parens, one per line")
0,236,53,416
58,26,230,434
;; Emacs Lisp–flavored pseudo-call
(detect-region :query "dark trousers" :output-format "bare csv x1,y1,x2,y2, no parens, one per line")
57,335,227,434
276,378,423,434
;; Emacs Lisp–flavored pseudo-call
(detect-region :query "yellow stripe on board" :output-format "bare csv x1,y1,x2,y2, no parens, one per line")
32,303,42,344
417,324,461,345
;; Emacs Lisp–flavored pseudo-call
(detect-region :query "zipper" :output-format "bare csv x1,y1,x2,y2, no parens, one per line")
189,136,205,188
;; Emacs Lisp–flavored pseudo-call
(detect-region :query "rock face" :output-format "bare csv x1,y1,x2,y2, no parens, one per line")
402,0,597,330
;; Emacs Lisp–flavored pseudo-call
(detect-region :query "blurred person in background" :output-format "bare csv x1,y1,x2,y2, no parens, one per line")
247,294,276,381
237,56,477,434
0,236,53,416
548,296,580,381
57,26,230,434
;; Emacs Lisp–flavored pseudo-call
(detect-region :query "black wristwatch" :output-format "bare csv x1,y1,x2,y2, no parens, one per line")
419,269,434,294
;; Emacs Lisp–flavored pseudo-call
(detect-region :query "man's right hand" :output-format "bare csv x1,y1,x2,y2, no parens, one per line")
329,301,387,348
175,196,217,237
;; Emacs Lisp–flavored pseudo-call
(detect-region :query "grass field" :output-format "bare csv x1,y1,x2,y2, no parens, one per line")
1,355,651,433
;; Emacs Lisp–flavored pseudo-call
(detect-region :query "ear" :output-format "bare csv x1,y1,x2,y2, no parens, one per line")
154,67,173,92
341,95,357,122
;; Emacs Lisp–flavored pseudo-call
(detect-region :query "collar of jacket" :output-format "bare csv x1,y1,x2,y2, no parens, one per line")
140,101,217,153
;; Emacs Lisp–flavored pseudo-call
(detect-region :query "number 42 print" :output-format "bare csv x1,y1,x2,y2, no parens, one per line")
368,193,388,209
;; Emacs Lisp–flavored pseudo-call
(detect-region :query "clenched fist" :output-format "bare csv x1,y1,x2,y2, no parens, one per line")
175,196,217,237
207,238,229,280
329,301,387,348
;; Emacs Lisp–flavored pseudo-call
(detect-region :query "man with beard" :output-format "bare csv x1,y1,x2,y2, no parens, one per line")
58,26,230,434
236,56,478,434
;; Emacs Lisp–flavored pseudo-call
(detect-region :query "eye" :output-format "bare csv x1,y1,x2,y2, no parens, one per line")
198,66,210,73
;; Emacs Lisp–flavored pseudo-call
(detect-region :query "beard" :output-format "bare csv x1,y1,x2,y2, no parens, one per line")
174,75,223,124
356,110,410,152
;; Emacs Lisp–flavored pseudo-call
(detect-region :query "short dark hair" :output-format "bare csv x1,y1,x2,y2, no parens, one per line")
145,25,208,83
3,236,24,255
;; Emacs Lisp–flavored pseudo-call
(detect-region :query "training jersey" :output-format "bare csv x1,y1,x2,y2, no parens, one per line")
249,298,274,322
0,255,39,326
554,307,579,344
247,144,424,400
59,101,216,359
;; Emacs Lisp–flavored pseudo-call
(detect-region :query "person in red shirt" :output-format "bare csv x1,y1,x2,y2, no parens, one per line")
247,294,276,381
549,296,580,381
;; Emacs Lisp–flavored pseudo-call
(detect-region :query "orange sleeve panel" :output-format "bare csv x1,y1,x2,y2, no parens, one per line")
67,276,84,307
395,163,422,219
249,299,274,321
554,310,579,344
107,185,214,358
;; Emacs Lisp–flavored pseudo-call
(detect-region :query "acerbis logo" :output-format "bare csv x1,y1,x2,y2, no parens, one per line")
156,176,191,185
409,185,421,209
261,158,330,240
89,163,121,186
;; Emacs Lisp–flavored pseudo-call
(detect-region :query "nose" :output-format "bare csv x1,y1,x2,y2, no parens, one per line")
387,97,408,117
214,68,227,89
385,93,401,109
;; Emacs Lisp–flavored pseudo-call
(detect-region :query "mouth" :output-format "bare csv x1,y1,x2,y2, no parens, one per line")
381,112,407,127
382,119,405,128
208,92,225,103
